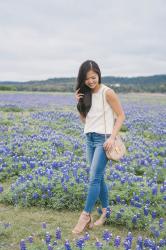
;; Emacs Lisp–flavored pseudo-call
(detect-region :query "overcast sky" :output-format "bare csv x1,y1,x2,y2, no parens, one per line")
0,0,166,81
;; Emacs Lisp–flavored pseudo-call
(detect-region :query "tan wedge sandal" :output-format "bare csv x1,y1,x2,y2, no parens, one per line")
94,208,107,226
72,211,94,234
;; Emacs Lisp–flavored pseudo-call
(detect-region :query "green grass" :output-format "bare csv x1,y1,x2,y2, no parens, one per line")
0,107,24,112
0,203,152,250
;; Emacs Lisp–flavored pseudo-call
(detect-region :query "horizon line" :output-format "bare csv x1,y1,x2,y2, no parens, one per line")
0,73,166,83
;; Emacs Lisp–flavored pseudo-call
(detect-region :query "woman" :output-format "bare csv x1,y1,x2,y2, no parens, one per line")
72,60,125,234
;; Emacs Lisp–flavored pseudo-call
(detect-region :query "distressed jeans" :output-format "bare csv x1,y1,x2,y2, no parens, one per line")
84,132,110,213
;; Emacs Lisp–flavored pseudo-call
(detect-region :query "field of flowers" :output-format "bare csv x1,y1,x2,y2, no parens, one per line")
0,91,166,250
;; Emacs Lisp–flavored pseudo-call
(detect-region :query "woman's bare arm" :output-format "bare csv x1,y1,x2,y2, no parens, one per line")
106,89,125,139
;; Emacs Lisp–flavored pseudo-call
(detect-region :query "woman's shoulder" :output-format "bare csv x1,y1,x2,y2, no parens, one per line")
102,83,115,94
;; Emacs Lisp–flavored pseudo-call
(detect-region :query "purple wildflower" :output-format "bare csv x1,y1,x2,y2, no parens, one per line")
76,237,85,249
45,232,51,244
0,185,4,193
159,218,164,229
20,239,26,250
116,212,121,220
95,241,103,249
114,236,121,247
84,232,90,241
144,206,149,216
64,240,72,250
53,241,57,246
55,227,61,240
47,244,53,250
137,236,143,249
124,232,133,249
132,215,137,224
103,229,112,243
151,211,157,219
106,206,111,218
42,222,47,229
159,239,165,247
116,195,121,203
28,236,33,243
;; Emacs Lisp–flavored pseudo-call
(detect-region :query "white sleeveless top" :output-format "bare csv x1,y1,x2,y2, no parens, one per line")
84,84,114,134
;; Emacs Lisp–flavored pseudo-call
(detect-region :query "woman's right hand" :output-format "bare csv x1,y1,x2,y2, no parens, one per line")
75,88,84,102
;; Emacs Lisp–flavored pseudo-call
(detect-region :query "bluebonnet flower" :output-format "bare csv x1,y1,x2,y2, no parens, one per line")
3,223,11,228
28,236,33,243
145,199,150,205
95,241,103,249
152,185,158,195
140,190,145,197
144,206,149,216
53,241,57,246
62,184,68,192
45,232,51,244
76,237,85,249
124,232,133,249
137,236,143,249
151,211,157,219
123,239,131,250
160,185,164,193
42,222,47,229
103,206,111,218
29,161,35,169
22,163,27,170
116,212,121,220
134,195,140,202
135,202,142,208
154,230,160,238
127,232,133,242
47,189,53,197
132,215,137,224
42,194,47,199
136,245,143,250
159,218,164,229
144,238,156,249
137,213,141,219
64,240,72,250
159,239,165,247
130,199,134,206
20,239,26,250
103,229,112,243
114,236,121,247
55,227,61,240
32,192,39,199
27,174,33,180
116,195,121,203
121,178,126,184
120,208,125,213
84,232,90,241
47,244,53,250
151,226,160,238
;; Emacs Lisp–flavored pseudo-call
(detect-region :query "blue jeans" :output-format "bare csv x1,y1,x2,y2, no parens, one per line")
84,132,110,213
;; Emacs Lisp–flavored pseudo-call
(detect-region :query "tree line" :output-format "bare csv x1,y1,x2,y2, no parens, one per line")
0,74,166,92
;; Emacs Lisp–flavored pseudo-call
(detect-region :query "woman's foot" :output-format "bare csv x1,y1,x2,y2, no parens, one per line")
72,211,93,234
94,208,108,226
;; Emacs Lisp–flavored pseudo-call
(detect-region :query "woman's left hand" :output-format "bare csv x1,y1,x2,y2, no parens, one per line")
103,137,115,151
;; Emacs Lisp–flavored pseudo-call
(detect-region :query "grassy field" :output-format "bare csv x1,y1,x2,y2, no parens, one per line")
0,203,152,250
0,92,166,250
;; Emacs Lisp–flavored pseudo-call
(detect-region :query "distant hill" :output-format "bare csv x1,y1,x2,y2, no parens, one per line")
0,74,166,93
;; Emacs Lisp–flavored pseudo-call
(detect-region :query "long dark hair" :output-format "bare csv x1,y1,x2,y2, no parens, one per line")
76,60,101,117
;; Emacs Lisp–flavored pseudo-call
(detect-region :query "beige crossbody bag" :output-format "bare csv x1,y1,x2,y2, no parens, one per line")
102,89,126,161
